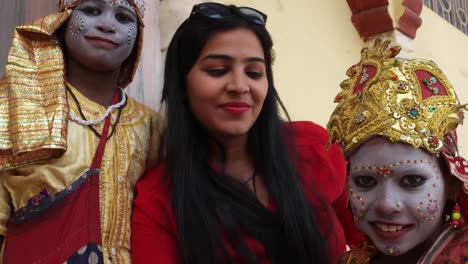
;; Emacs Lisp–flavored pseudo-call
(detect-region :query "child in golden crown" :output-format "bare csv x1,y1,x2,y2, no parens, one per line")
327,39,468,263
0,0,160,263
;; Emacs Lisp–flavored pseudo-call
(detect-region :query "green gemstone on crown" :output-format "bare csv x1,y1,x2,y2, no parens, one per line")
409,108,419,118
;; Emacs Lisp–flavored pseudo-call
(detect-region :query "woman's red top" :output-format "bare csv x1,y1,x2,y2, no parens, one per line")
131,121,363,263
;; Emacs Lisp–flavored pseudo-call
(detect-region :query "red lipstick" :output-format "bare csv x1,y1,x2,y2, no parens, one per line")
220,102,251,114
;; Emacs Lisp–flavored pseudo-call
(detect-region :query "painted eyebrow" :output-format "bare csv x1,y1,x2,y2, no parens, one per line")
201,54,265,64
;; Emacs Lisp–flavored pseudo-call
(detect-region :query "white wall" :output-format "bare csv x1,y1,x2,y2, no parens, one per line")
212,0,468,156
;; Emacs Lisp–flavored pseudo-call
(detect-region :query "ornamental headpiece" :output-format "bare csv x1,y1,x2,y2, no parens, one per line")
327,39,467,182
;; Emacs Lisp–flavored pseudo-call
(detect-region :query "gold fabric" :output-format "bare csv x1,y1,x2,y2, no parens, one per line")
327,39,466,157
0,84,160,263
338,240,377,264
0,0,145,170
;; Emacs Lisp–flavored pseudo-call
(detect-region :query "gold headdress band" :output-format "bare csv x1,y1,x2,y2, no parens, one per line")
328,39,465,156
0,0,145,170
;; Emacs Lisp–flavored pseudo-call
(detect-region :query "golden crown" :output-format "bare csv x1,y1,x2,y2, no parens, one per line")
327,39,466,157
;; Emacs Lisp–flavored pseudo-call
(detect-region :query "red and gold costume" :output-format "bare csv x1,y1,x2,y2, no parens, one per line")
0,1,160,263
328,39,468,264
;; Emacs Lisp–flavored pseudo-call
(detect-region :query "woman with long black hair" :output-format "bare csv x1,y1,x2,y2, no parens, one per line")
132,3,360,263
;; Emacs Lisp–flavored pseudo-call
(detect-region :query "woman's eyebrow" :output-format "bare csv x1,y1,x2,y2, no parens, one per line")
201,54,265,64
201,54,233,62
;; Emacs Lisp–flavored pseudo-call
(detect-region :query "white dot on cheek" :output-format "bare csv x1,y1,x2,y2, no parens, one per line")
69,13,85,36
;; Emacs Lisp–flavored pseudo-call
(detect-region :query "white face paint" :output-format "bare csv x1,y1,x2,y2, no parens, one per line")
348,138,447,256
64,0,138,72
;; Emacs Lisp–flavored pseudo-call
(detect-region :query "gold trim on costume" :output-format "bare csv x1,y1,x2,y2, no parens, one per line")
0,0,145,170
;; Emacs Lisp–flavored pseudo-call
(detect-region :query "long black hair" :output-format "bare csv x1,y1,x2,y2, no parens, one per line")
161,6,327,264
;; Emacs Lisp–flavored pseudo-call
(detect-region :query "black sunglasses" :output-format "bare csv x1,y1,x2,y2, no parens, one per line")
190,2,267,26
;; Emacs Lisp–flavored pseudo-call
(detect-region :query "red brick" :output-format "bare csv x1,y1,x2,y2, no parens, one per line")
350,6,394,41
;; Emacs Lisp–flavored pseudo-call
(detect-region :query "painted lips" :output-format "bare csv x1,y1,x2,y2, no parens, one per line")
371,222,414,240
86,36,119,49
220,102,251,114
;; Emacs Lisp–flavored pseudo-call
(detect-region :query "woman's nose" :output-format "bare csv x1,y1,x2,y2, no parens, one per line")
225,71,249,94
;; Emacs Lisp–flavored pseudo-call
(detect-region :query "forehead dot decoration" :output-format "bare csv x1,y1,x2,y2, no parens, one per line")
376,166,391,177
133,0,146,16
115,0,130,9
61,0,146,17
351,159,434,178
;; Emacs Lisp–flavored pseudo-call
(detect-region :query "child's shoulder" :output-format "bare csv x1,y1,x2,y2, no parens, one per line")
121,96,160,124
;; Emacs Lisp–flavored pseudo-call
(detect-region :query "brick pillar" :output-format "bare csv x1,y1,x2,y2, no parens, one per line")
346,0,423,56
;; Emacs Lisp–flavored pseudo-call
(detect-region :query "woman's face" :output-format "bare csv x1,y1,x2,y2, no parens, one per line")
64,0,138,72
186,28,268,140
348,139,447,256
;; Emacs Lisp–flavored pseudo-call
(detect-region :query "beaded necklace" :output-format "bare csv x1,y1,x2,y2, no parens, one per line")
66,86,126,140
67,87,126,126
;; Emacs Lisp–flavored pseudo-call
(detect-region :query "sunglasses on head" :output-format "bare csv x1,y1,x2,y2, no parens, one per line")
190,2,267,26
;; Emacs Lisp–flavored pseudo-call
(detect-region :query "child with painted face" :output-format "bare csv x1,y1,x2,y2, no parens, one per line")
0,0,159,263
327,39,468,263
131,2,362,264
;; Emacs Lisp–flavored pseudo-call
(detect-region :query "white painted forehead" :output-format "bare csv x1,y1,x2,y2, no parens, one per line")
350,140,439,170
64,0,145,17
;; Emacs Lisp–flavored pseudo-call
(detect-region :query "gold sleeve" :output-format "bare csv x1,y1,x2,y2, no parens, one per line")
0,171,12,236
